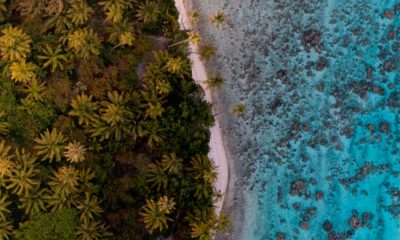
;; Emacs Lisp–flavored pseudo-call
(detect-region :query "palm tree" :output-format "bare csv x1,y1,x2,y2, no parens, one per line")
0,26,32,61
75,192,103,222
198,42,216,62
21,78,46,102
135,0,161,24
64,141,86,163
106,18,134,45
0,194,10,221
168,31,201,48
9,60,37,83
145,122,164,148
48,165,79,199
0,220,13,240
34,128,68,162
146,163,168,191
160,152,182,175
44,189,78,211
231,103,246,117
67,28,101,59
67,1,93,26
89,91,132,141
37,44,68,72
0,157,12,180
69,94,99,126
208,10,226,28
19,188,47,215
140,196,176,234
6,148,39,197
0,141,12,179
102,3,123,23
0,140,12,160
75,219,111,240
188,154,216,180
100,91,131,127
164,56,188,76
0,112,8,136
113,31,135,48
204,72,224,90
0,0,6,22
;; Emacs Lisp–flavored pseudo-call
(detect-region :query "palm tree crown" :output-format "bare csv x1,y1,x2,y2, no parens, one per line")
9,60,37,83
37,44,68,72
34,128,68,162
0,26,32,61
64,141,86,163
69,94,99,126
68,28,101,59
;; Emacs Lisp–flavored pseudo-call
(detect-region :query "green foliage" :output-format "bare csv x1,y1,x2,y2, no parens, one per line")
34,128,67,162
0,26,32,61
23,208,79,240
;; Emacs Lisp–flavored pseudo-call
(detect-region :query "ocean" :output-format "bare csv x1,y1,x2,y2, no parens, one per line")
196,0,400,239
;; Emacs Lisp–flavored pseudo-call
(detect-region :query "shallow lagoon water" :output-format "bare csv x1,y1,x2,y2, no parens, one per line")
198,0,400,239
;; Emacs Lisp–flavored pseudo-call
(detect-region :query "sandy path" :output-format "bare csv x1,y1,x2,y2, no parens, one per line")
174,0,229,215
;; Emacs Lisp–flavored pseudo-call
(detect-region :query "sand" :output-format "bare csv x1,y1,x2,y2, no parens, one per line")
174,0,229,216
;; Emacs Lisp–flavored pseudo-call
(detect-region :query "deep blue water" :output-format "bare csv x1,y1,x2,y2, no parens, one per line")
200,0,400,239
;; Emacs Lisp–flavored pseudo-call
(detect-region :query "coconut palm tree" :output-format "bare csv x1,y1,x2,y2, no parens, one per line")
145,122,164,148
44,189,78,211
204,72,224,90
0,157,12,179
146,163,168,191
0,194,10,221
37,44,68,72
198,42,216,62
188,154,216,180
0,220,13,240
106,18,134,45
208,10,225,29
0,0,6,22
21,78,46,102
0,141,12,179
75,219,111,240
6,148,39,197
67,28,101,59
75,192,103,222
69,94,99,126
0,140,11,160
0,112,8,136
160,152,182,175
9,60,37,83
90,91,132,141
135,0,160,24
113,31,135,48
100,91,131,126
48,165,80,199
231,103,246,117
0,26,32,61
64,141,86,163
19,188,47,215
164,56,188,76
168,31,201,48
140,196,176,234
102,3,123,23
34,128,68,162
67,1,93,26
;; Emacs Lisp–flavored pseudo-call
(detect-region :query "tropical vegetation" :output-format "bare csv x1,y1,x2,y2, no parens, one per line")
0,0,230,239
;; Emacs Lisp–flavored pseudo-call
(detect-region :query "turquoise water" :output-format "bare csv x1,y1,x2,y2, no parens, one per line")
199,0,400,239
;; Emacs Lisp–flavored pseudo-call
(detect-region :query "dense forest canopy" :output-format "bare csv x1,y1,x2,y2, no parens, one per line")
0,0,227,239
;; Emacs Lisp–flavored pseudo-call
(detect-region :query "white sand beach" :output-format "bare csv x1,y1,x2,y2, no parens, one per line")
174,0,229,216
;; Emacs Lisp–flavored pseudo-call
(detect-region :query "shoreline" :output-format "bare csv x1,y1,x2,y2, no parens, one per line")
174,0,229,215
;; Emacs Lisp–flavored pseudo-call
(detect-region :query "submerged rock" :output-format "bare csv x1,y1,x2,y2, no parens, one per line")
290,179,307,196
301,29,323,52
